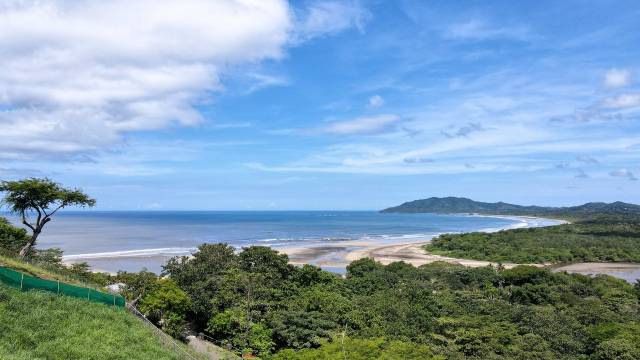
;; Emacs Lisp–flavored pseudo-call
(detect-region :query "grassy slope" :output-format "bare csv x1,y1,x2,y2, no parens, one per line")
0,283,187,360
0,257,211,360
0,254,100,287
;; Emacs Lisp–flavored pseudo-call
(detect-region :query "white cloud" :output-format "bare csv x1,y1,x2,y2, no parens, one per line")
444,19,531,41
294,1,370,42
246,161,548,175
243,73,289,94
367,95,384,108
0,0,292,159
322,114,400,135
604,68,631,88
602,93,640,109
609,168,637,181
0,0,367,160
249,57,640,177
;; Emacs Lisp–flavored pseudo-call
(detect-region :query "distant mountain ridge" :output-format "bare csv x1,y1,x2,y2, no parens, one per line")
381,197,640,218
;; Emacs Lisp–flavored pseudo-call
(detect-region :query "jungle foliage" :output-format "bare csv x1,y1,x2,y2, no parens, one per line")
426,218,640,263
140,244,640,359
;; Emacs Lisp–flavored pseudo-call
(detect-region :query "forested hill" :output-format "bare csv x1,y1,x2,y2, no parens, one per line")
381,197,640,219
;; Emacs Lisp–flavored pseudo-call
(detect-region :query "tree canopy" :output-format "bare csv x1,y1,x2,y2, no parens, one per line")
0,178,95,256
426,218,640,263
146,243,640,358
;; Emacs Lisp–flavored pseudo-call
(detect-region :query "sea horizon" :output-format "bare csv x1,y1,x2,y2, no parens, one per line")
7,211,554,273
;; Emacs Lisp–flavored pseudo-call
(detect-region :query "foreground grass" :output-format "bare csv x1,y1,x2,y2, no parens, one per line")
0,284,187,360
426,220,640,264
0,254,71,281
0,254,105,288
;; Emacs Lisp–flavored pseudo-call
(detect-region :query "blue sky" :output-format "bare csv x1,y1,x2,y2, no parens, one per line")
1,0,639,210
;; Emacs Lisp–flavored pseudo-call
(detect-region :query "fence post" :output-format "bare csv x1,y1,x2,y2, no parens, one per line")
87,288,91,300
57,280,60,294
20,273,24,290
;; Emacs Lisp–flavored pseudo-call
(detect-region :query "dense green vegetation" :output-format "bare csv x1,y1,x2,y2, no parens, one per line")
4,211,640,359
385,196,640,266
114,243,640,359
3,182,640,359
0,217,28,255
381,196,640,221
3,241,639,359
427,218,640,264
0,283,186,360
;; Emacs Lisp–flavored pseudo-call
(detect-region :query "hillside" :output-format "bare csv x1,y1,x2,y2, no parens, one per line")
0,250,204,360
381,197,640,219
0,283,190,360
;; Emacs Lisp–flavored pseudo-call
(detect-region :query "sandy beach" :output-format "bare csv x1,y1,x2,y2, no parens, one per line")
281,235,640,283
282,237,542,269
280,215,564,269
279,216,640,283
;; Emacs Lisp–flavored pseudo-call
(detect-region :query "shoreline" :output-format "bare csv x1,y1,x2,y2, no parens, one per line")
279,215,566,269
279,215,640,283
63,214,557,272
61,213,640,283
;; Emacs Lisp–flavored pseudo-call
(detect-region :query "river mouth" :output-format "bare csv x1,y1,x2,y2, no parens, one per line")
552,262,640,283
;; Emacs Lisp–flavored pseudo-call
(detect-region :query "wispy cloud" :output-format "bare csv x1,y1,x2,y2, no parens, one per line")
209,122,253,130
246,161,548,175
293,0,370,42
243,73,289,94
602,94,640,109
441,123,486,138
575,168,589,179
403,157,434,164
444,19,532,41
321,114,401,135
367,95,384,108
576,155,599,164
604,68,632,88
549,108,624,123
0,167,44,177
609,168,638,181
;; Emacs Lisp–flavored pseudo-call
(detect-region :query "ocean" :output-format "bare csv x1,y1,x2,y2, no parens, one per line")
7,211,552,273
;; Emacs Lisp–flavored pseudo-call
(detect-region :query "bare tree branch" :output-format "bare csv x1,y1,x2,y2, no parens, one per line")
48,203,66,217
21,211,35,232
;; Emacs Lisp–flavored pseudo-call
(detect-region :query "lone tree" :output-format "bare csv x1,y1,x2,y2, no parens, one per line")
0,178,95,257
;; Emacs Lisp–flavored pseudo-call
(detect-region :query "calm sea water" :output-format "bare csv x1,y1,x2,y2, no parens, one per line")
9,211,549,273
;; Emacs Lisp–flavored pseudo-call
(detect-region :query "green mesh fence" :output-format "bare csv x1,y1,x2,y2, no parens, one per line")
0,266,125,307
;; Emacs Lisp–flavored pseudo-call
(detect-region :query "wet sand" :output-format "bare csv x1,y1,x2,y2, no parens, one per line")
281,215,564,269
345,241,539,269
280,216,640,283
282,242,640,283
282,240,541,269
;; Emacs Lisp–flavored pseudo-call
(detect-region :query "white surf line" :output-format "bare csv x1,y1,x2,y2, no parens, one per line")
62,215,567,262
62,247,197,260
